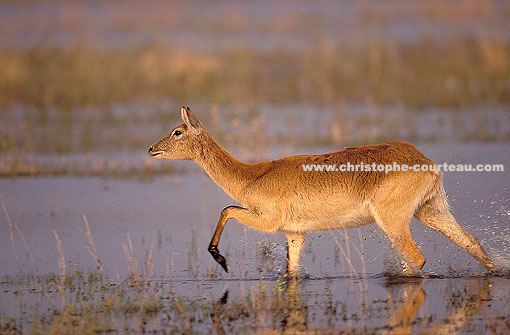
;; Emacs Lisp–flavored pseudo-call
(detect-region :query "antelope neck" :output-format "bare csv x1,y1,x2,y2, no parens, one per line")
194,132,254,200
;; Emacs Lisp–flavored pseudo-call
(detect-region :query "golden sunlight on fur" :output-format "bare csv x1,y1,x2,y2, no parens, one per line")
149,107,495,276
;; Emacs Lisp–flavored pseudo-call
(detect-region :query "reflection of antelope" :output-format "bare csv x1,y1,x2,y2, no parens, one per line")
383,278,492,335
424,280,492,335
149,107,496,276
384,279,426,334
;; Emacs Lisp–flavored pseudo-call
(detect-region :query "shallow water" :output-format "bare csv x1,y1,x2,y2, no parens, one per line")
1,274,509,334
0,142,508,279
0,142,509,333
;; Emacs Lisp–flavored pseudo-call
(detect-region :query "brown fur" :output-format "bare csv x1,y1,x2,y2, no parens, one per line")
149,107,495,276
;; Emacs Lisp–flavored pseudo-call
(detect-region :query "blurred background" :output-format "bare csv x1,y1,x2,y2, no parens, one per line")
0,0,509,177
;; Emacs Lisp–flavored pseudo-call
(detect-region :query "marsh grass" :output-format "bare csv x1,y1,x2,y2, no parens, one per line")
0,154,176,178
0,198,509,334
1,1,509,177
1,271,509,334
1,102,508,178
1,35,509,177
1,193,36,271
1,37,509,113
81,215,103,273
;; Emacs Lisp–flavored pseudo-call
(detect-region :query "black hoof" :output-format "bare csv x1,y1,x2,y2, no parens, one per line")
209,245,228,272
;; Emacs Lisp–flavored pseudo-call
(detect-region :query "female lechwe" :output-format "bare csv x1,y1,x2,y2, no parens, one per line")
149,106,496,276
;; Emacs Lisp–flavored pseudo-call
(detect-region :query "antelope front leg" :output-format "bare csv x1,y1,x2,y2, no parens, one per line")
208,205,277,273
286,232,306,277
208,207,232,272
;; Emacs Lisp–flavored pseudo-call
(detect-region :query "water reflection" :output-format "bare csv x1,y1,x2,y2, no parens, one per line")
281,278,307,333
211,290,229,335
384,278,426,334
380,277,493,334
424,279,492,335
208,276,495,334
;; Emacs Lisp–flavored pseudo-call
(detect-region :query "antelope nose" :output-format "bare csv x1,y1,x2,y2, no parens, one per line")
148,145,153,154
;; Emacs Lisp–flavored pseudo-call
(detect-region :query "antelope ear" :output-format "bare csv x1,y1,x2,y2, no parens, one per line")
181,106,203,133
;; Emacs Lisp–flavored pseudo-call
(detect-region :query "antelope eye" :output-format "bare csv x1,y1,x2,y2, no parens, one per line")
173,130,182,136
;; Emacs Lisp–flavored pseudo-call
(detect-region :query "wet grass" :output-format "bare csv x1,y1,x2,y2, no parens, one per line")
1,272,510,335
1,177,510,334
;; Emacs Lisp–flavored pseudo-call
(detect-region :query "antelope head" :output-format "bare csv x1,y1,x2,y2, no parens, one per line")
148,106,205,161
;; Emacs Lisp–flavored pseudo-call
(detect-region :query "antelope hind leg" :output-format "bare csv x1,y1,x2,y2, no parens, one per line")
372,206,425,275
415,199,496,273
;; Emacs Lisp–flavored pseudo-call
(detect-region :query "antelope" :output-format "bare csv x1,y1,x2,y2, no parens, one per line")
148,106,496,276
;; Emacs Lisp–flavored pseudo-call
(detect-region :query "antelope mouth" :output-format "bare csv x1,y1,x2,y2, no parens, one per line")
149,151,164,157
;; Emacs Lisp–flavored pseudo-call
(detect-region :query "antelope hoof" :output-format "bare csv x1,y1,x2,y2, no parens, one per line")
209,245,228,272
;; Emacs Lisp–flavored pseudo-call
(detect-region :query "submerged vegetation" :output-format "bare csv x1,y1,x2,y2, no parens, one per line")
1,272,510,335
1,190,509,334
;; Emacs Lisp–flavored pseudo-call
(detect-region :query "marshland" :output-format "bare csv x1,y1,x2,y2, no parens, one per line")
1,1,510,334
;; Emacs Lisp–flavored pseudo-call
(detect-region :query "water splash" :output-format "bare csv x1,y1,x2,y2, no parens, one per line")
384,249,423,277
487,248,510,276
255,239,287,275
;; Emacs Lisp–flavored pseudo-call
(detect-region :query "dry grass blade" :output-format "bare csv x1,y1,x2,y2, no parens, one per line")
0,194,20,268
330,231,359,278
165,259,170,280
344,230,352,269
52,228,67,306
357,228,367,279
1,194,35,267
52,229,66,284
114,262,121,282
342,230,367,279
122,241,140,282
147,241,155,280
127,233,134,251
13,221,36,268
82,214,103,272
